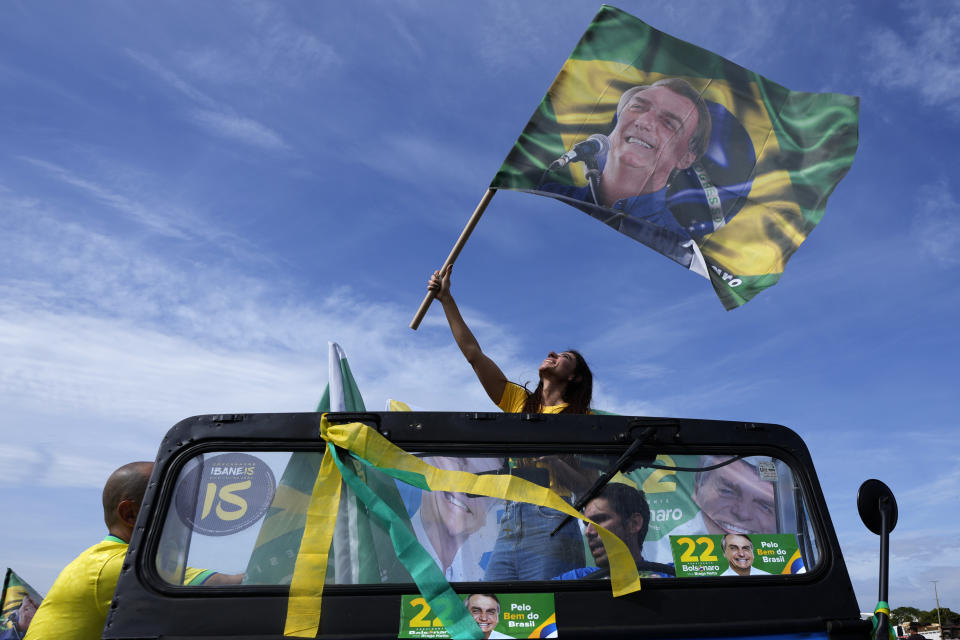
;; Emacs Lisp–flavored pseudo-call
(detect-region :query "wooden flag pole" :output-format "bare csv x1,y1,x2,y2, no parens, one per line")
409,187,497,330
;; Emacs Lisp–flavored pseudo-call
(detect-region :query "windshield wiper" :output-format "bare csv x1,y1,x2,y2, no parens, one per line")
551,427,657,536
551,425,744,536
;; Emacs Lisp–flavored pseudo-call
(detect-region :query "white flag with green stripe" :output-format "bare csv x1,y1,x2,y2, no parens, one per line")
318,342,365,413
245,342,409,586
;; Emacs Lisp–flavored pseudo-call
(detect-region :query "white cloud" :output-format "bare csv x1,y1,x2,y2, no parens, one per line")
255,8,340,77
864,0,960,115
10,160,260,259
179,2,341,88
624,363,671,380
380,7,426,61
911,179,960,267
842,527,960,611
188,108,288,151
476,5,551,69
0,181,533,493
658,0,789,63
126,49,217,108
352,132,490,193
126,50,288,151
19,158,188,238
180,31,339,90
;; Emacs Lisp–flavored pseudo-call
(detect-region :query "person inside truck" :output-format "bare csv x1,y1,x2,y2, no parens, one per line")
25,461,242,640
427,266,596,580
555,482,674,580
720,533,756,576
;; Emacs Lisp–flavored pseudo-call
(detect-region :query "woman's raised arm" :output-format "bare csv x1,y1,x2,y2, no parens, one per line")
428,265,508,406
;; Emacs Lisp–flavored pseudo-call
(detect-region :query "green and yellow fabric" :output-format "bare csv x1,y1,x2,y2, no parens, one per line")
282,416,645,638
492,5,859,309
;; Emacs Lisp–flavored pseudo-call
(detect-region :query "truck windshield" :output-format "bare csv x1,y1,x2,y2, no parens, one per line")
154,448,820,587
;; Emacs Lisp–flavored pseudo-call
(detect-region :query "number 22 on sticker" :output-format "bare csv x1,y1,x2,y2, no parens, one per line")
642,455,677,493
409,597,444,628
677,536,719,562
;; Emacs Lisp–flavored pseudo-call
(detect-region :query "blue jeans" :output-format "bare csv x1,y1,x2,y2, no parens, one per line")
483,501,585,581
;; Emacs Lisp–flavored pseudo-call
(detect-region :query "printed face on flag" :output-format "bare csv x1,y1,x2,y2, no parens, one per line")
605,84,702,199
694,457,776,536
1,570,44,635
16,596,38,629
491,6,859,309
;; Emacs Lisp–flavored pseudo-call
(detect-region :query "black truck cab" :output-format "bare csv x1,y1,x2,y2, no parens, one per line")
105,411,871,639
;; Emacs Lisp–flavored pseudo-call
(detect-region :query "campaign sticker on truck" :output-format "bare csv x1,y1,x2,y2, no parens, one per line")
757,461,778,481
174,453,276,536
670,533,805,577
399,593,558,638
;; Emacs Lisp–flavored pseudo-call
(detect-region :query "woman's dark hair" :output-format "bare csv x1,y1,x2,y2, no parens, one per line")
521,349,593,414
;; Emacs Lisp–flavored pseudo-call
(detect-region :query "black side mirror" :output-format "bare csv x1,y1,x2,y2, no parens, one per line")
858,478,898,535
857,479,898,640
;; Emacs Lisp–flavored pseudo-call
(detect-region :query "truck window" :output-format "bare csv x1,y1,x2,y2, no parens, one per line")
153,448,821,587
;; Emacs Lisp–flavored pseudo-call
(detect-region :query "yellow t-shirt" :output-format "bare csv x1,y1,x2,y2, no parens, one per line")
497,382,568,413
25,536,214,640
25,536,127,640
497,382,574,495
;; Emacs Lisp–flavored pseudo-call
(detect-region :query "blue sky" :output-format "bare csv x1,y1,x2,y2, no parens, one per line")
2,0,958,616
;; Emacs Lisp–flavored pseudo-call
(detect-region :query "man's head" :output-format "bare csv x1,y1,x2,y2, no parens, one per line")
602,78,712,200
693,456,776,536
583,482,650,568
721,533,755,576
102,461,154,542
465,593,501,640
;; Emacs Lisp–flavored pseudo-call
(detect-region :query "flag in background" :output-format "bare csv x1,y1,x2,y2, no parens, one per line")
491,5,859,309
245,343,409,585
1,569,42,635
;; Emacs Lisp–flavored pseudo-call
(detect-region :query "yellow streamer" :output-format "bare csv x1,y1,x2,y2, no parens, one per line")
322,418,642,596
285,417,644,637
284,446,340,637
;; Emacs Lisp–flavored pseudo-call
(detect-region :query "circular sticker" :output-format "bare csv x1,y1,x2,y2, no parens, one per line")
175,453,276,536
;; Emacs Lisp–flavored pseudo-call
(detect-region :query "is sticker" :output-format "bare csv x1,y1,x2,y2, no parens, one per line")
174,452,276,536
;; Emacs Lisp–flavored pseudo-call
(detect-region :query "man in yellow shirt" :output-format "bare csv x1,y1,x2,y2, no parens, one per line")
25,462,240,640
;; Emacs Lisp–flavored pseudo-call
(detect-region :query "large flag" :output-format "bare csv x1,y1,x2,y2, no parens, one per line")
491,5,859,309
1,569,42,637
246,343,409,585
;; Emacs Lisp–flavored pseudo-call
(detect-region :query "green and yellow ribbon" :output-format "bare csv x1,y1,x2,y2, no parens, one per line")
871,601,896,640
283,416,644,637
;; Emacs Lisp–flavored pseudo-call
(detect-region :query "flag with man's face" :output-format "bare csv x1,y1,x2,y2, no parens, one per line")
491,5,859,309
1,569,42,634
